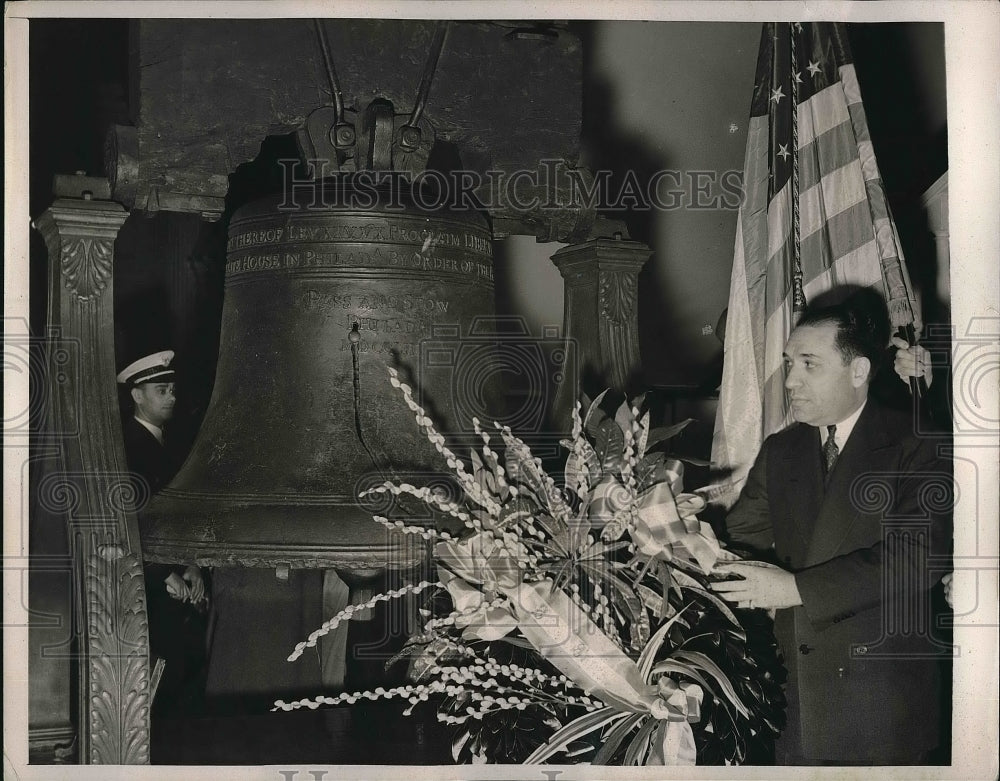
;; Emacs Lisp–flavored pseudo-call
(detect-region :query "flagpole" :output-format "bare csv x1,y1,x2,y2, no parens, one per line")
790,23,806,318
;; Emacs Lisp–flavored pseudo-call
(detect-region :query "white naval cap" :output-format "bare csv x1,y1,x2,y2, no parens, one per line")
116,350,176,387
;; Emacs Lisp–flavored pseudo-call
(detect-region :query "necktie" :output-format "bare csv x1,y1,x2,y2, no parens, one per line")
822,424,839,475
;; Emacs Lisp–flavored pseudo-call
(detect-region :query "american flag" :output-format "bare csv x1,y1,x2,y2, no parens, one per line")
708,22,921,509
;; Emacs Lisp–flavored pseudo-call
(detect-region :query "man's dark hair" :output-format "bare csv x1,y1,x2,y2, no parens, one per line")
797,294,890,378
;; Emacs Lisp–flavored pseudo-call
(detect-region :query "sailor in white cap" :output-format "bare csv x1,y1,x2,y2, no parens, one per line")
118,350,180,487
118,349,207,714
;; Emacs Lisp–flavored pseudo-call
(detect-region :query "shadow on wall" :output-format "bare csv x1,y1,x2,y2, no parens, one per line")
573,20,754,389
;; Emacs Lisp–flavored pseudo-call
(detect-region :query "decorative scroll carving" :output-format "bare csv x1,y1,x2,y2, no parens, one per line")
599,270,637,325
85,545,151,765
61,238,114,301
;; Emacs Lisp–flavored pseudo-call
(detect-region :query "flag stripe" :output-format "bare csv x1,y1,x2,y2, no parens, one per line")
799,159,868,239
798,121,862,193
796,82,851,149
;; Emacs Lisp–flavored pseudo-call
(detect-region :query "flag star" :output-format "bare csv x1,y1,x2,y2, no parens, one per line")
792,70,803,84
770,86,785,104
807,60,822,77
777,143,791,161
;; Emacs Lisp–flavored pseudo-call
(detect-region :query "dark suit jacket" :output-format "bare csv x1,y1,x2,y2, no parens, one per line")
724,400,952,763
123,416,178,497
123,416,185,596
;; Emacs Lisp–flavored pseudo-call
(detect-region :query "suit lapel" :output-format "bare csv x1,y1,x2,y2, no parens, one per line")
805,401,895,566
780,423,825,557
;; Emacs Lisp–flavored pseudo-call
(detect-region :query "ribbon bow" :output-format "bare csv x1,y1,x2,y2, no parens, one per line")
435,532,521,591
515,580,710,766
632,481,721,574
647,678,704,765
650,677,703,722
435,532,520,641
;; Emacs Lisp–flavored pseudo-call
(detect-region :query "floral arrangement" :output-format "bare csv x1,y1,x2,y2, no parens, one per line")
275,370,785,765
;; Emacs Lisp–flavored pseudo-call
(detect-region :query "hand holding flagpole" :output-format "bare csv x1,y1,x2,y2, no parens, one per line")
891,332,932,399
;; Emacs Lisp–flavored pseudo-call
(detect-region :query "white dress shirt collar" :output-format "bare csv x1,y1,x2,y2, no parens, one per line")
135,416,164,445
827,400,866,452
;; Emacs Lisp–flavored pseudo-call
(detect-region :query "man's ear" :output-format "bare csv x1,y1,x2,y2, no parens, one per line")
850,356,871,388
130,386,142,406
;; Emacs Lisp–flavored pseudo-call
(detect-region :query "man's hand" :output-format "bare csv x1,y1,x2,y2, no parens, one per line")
891,337,932,388
164,571,189,601
941,571,954,609
182,565,205,603
709,561,803,610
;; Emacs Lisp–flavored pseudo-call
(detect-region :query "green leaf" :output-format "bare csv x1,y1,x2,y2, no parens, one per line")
451,729,472,763
594,418,625,471
583,389,610,437
638,603,692,681
623,716,657,765
496,635,535,650
681,583,744,632
677,455,711,467
645,419,695,451
672,649,751,719
592,712,643,764
635,451,666,489
614,399,634,437
523,707,627,764
637,584,673,620
470,448,484,476
667,564,705,591
564,740,594,758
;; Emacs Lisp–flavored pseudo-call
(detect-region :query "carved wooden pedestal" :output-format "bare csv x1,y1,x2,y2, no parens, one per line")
35,187,151,764
551,237,652,425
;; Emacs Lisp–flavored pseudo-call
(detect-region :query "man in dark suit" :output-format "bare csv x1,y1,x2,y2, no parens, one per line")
118,350,207,714
711,301,952,765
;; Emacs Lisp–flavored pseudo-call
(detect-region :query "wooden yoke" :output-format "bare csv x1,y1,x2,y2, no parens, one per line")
35,176,151,764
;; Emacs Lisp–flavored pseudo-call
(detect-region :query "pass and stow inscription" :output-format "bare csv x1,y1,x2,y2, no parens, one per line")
296,288,485,358
228,222,491,251
226,247,494,280
226,220,494,355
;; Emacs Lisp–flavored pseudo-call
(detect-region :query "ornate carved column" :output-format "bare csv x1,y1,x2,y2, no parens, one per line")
551,236,652,424
35,177,150,765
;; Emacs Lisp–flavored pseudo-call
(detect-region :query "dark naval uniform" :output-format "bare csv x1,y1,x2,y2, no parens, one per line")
124,415,207,715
